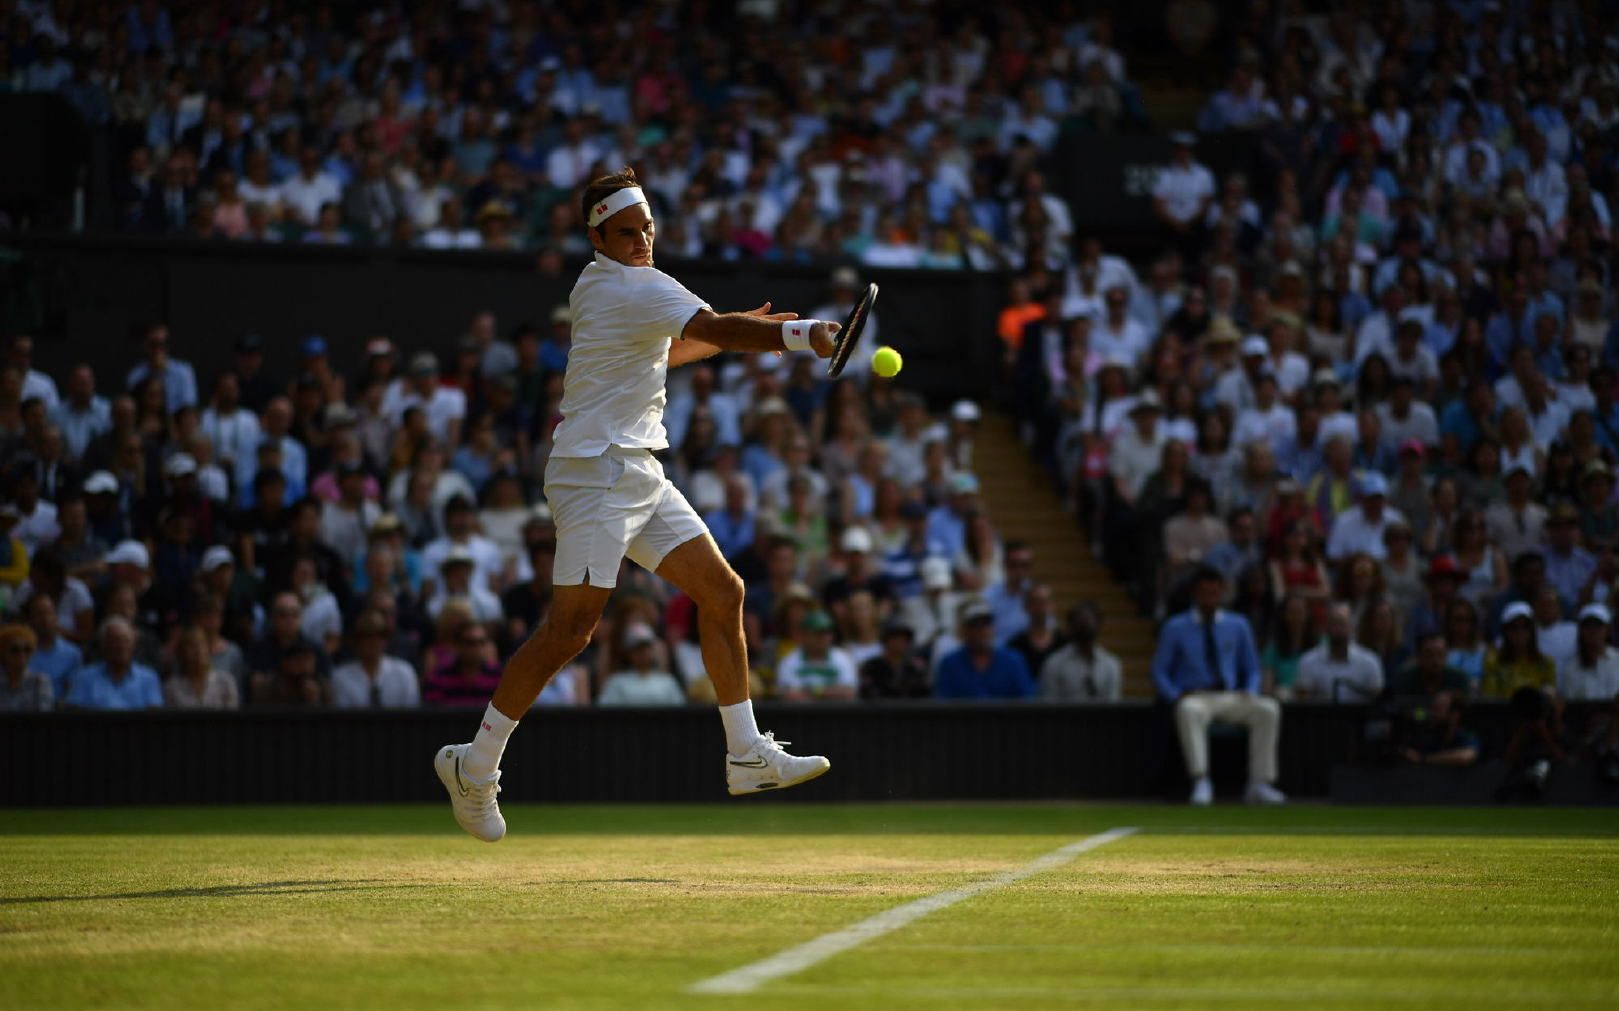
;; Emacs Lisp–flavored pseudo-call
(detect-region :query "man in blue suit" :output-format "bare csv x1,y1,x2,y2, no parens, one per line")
1152,566,1286,806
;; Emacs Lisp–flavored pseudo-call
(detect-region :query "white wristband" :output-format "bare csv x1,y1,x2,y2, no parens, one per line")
782,320,815,352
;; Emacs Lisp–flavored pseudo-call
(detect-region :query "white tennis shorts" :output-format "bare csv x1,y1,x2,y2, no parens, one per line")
543,447,707,588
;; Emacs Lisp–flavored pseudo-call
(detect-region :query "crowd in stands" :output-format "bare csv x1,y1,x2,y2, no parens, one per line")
996,1,1619,789
5,0,1145,266
6,1,1619,794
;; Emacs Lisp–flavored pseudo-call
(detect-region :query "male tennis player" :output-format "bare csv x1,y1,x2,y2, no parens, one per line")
436,169,838,841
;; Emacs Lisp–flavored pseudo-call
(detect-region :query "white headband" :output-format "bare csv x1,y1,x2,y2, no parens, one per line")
587,186,649,227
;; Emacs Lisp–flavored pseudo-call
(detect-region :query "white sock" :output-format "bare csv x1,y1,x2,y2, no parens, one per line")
718,699,761,757
464,703,518,781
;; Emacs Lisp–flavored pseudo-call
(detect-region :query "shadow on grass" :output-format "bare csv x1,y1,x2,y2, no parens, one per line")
1,878,414,905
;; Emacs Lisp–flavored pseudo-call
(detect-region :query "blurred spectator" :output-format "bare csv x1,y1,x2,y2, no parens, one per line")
331,611,421,709
248,592,332,691
1294,604,1384,703
1390,633,1479,768
163,625,238,710
1153,567,1284,806
252,640,324,707
124,324,197,413
598,623,684,706
422,620,501,706
1007,582,1065,679
65,617,161,710
859,619,930,700
1039,602,1122,701
0,624,52,711
1483,602,1557,700
934,599,1035,700
22,593,80,699
776,611,857,702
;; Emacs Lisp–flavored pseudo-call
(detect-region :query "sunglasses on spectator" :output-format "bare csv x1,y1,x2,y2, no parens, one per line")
8,645,32,655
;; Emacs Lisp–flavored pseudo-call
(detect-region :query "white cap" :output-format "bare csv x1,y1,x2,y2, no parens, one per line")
1579,603,1612,624
83,471,119,494
1501,601,1534,624
951,400,982,423
201,545,234,572
1358,472,1389,497
840,526,873,553
624,622,657,648
921,556,953,591
164,453,197,478
105,540,149,568
1240,336,1269,357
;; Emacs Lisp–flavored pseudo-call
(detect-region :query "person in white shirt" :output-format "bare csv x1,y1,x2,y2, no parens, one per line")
1091,283,1149,362
1152,133,1215,235
1312,371,1359,448
291,556,342,657
1558,604,1619,701
1265,326,1311,399
278,146,343,226
1377,376,1439,448
421,496,507,596
9,336,59,409
332,611,421,708
426,549,505,625
435,169,835,841
597,623,686,705
386,353,465,447
1294,604,1384,702
775,610,859,701
1533,585,1577,673
1326,473,1405,561
1233,373,1297,452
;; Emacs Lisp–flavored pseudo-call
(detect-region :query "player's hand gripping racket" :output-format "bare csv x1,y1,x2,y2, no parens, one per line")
826,282,879,378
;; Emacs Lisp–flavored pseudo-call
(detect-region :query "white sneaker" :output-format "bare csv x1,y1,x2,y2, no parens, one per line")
1245,781,1287,805
726,732,831,796
434,743,506,842
1189,776,1214,806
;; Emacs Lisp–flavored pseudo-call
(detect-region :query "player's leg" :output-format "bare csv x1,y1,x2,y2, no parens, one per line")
488,583,614,724
633,491,830,795
436,453,634,841
434,584,613,842
649,533,749,706
1173,693,1214,805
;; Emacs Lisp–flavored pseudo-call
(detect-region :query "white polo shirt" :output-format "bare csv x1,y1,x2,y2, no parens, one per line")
552,253,710,458
1295,642,1384,701
1152,162,1215,225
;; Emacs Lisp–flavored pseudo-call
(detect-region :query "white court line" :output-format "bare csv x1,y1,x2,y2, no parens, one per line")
686,826,1137,996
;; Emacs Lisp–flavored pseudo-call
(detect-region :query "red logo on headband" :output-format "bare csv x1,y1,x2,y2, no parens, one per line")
596,203,609,215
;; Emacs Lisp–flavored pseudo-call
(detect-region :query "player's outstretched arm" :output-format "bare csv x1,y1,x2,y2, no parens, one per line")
680,302,840,361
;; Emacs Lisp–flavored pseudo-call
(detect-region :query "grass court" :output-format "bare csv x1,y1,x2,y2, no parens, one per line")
3,803,1616,1010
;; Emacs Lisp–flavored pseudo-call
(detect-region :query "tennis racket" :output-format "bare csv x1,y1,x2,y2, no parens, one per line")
826,282,879,378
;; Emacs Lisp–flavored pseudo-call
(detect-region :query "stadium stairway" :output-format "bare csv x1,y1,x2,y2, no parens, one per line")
974,412,1158,697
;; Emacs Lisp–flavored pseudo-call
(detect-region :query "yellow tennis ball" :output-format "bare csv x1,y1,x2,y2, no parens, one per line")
872,346,903,377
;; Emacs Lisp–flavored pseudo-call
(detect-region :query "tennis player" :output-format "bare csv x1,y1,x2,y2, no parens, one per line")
436,169,838,841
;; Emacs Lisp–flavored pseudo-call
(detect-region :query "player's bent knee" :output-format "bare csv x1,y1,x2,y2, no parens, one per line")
705,571,745,613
